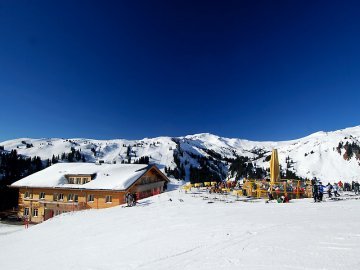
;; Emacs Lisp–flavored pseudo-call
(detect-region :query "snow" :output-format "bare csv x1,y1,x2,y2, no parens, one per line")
11,163,150,190
0,223,24,236
1,185,360,270
2,125,360,182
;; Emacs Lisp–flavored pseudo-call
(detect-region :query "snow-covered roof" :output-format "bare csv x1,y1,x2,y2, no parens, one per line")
11,163,152,190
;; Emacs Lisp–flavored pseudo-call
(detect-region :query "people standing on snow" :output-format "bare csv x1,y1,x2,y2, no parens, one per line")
344,182,351,191
318,182,324,202
129,194,134,206
333,183,340,197
312,182,319,202
338,181,343,191
354,181,360,195
125,193,129,205
327,183,333,198
125,193,136,207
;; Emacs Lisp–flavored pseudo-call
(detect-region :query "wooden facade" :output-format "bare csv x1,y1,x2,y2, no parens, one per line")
16,165,168,223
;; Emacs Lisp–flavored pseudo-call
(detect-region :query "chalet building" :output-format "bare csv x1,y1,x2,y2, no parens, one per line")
11,163,169,223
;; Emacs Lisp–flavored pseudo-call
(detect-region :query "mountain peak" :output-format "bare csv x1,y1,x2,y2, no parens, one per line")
1,125,360,181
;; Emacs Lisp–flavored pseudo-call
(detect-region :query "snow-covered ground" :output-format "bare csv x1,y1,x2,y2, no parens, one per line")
0,223,24,236
1,186,359,270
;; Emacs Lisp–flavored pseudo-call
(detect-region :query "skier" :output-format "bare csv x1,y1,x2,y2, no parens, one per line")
338,180,343,191
24,216,29,229
333,183,340,197
312,182,319,202
318,182,324,202
354,181,360,195
344,182,351,191
128,194,134,207
125,193,129,206
327,183,333,198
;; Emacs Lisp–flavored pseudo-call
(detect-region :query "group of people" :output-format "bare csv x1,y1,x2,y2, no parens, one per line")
328,180,360,193
266,187,290,203
349,181,360,194
312,180,347,202
125,193,137,207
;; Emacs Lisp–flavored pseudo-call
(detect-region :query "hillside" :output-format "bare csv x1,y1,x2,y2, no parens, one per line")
1,187,360,270
1,125,360,182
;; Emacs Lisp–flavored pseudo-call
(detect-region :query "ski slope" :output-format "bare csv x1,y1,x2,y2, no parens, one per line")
1,185,360,270
0,223,24,236
2,125,360,181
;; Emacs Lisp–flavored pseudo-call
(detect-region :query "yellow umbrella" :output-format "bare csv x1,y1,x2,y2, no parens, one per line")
270,149,280,184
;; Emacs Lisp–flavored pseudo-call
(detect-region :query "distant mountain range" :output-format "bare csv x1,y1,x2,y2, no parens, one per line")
2,125,360,182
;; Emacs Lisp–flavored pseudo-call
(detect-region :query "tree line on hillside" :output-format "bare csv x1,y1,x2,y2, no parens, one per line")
51,147,86,163
164,145,227,183
0,147,88,211
0,150,47,211
164,144,304,182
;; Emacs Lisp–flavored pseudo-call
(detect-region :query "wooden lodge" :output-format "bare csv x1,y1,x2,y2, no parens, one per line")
11,163,169,223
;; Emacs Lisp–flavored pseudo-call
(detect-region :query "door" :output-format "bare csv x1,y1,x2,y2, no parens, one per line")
44,209,54,221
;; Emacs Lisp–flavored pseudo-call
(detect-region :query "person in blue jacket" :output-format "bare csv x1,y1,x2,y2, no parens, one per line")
318,182,324,202
327,183,333,198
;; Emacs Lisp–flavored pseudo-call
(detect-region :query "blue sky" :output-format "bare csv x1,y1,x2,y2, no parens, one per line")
0,0,360,141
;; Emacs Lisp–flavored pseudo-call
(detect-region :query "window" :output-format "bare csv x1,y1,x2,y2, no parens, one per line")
88,194,94,202
24,191,32,199
39,192,45,200
53,193,58,201
24,208,29,216
74,194,79,202
105,195,112,203
67,194,74,201
33,208,38,217
68,176,91,184
58,193,64,201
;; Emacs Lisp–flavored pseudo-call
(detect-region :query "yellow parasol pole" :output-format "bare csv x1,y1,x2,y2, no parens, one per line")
270,149,280,184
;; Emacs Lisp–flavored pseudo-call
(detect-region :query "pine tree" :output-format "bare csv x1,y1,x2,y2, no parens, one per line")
52,155,58,164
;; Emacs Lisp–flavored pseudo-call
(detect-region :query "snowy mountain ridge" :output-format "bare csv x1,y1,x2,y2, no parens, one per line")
2,125,360,182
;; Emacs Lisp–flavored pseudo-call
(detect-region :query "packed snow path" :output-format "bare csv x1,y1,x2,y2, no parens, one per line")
1,189,360,270
0,223,24,236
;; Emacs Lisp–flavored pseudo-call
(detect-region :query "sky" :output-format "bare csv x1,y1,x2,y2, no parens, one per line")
0,0,360,142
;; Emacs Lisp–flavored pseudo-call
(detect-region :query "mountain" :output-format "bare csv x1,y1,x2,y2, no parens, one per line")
1,125,360,182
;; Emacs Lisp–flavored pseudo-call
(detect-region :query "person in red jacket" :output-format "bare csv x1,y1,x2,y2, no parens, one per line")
338,181,343,191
